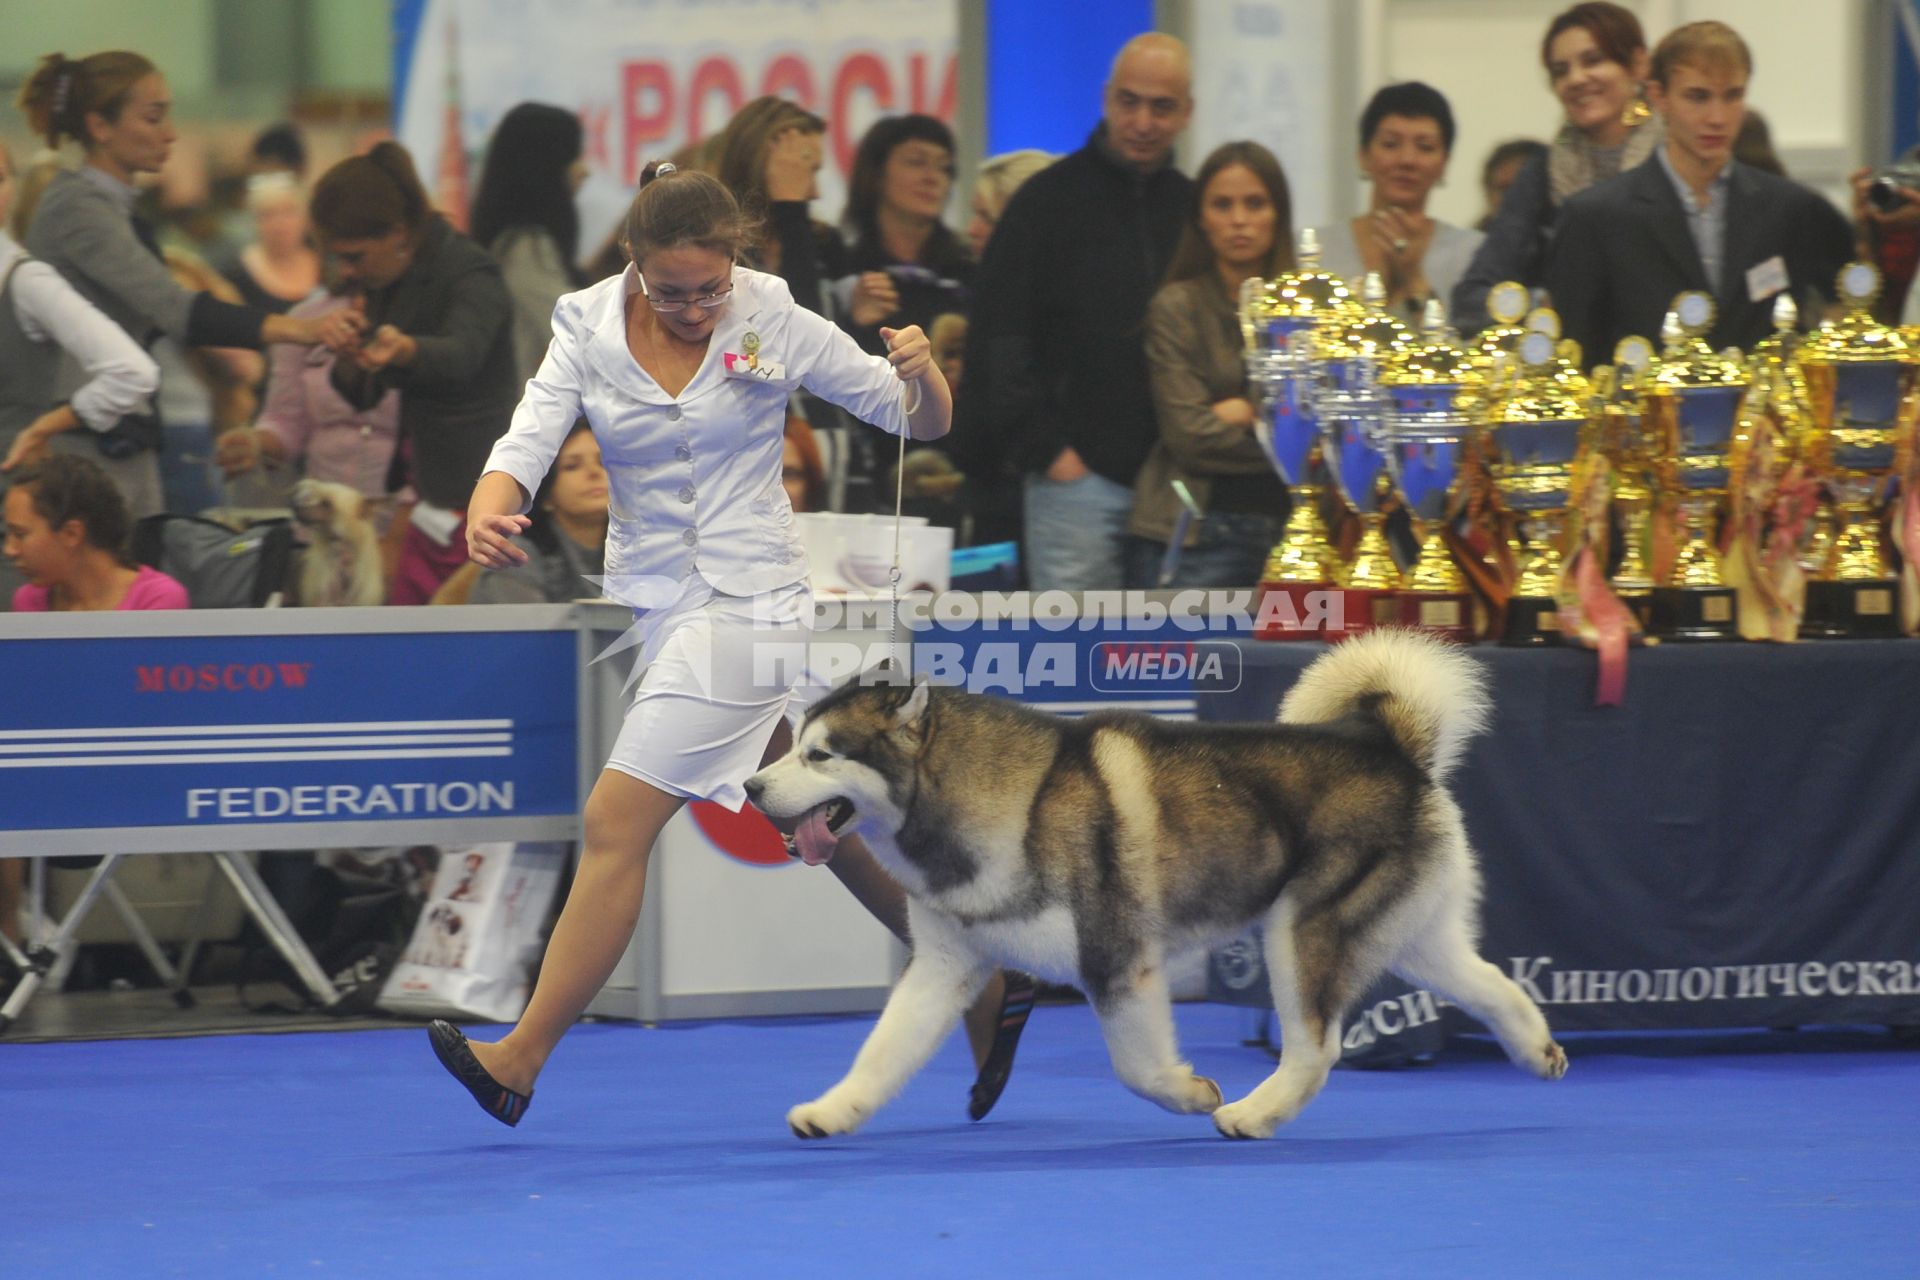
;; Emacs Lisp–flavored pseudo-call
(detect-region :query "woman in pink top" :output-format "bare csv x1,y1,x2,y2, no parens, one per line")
1,451,186,960
3,452,188,610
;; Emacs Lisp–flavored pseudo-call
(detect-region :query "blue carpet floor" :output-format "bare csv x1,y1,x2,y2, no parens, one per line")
4,1004,1916,1278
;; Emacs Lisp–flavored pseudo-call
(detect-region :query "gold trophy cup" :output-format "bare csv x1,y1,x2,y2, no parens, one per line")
1240,228,1357,639
1598,335,1659,625
1485,324,1591,644
1378,298,1482,641
1309,273,1412,639
1795,262,1914,638
1644,291,1749,640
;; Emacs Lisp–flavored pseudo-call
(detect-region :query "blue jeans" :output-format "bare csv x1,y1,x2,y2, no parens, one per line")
1124,511,1282,590
1022,470,1135,591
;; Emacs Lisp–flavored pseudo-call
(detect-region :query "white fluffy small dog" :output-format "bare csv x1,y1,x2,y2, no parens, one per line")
292,479,384,607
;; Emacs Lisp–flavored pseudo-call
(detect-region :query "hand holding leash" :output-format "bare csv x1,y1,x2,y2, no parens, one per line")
880,325,931,382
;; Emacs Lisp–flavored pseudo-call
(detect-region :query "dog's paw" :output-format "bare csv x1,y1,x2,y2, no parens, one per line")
1212,1097,1280,1140
786,1096,869,1140
1161,1071,1223,1115
1534,1040,1569,1081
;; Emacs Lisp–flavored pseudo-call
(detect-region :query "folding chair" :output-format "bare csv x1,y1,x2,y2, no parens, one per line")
0,851,339,1034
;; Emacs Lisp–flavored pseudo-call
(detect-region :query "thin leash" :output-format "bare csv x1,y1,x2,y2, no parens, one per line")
885,395,910,677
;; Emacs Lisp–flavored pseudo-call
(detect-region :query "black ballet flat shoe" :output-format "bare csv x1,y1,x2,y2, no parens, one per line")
967,971,1037,1122
428,1019,531,1127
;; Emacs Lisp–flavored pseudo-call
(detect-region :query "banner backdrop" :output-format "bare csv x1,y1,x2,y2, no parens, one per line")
1185,0,1339,230
393,0,960,256
1200,638,1920,1060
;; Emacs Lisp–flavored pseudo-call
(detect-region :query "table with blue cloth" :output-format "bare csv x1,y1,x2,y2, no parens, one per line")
1195,638,1920,1061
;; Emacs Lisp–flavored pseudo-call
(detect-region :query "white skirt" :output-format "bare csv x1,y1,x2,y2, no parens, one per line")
602,574,824,810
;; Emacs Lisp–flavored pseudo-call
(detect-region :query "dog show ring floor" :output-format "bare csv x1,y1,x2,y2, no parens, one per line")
4,1000,1915,1278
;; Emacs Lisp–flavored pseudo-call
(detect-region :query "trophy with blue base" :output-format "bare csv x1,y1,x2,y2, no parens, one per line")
1485,324,1590,645
1239,229,1356,639
1310,273,1412,640
1377,299,1480,642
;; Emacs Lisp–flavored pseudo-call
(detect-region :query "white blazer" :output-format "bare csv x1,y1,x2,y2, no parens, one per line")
484,265,909,608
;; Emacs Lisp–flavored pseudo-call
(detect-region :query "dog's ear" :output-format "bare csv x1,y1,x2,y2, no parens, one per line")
890,678,930,730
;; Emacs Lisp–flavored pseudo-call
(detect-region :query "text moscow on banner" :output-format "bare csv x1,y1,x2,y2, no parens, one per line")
0,630,577,834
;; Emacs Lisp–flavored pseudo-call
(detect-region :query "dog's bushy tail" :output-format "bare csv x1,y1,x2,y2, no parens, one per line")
1279,629,1491,780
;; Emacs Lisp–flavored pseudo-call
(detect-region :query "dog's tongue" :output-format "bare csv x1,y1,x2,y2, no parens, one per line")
794,804,838,865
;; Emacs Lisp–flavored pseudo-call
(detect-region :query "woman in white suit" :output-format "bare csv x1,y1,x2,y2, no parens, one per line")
428,163,956,1126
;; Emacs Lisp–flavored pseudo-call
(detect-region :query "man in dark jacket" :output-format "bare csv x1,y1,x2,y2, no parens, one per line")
1544,21,1853,365
957,33,1194,590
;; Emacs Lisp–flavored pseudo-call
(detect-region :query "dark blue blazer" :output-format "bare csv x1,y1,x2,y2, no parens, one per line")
1543,155,1853,366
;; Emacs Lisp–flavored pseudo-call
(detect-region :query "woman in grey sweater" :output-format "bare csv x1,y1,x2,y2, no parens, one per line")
15,51,356,516
469,103,587,386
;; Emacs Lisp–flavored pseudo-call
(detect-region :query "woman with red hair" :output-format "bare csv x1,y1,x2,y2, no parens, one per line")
1450,2,1660,333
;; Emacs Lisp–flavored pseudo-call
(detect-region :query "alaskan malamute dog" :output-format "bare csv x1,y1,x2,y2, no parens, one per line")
745,629,1567,1140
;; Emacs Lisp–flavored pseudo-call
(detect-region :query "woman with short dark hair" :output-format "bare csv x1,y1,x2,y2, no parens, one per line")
1317,81,1483,322
836,115,973,357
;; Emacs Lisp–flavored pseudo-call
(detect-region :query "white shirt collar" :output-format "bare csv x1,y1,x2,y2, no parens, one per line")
1655,146,1731,213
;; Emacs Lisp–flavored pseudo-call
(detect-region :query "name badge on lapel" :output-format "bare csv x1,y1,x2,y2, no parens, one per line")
723,332,784,382
723,351,784,382
1747,256,1789,303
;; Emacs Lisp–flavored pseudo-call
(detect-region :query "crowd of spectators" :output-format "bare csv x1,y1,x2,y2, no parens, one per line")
3,3,1914,615
8,4,1920,1027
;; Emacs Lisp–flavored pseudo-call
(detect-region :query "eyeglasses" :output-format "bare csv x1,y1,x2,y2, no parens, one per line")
638,272,734,314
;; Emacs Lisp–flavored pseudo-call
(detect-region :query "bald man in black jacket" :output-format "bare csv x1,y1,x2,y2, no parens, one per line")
955,33,1195,590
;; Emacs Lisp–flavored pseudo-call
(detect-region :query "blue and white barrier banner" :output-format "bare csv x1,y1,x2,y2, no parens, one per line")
0,626,577,851
393,0,959,252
